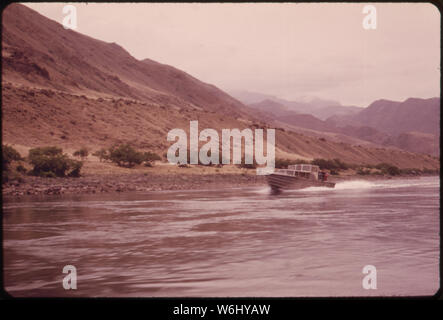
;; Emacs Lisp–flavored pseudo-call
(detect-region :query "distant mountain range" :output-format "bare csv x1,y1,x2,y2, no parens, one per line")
230,90,362,120
235,91,440,156
328,97,440,136
1,4,439,169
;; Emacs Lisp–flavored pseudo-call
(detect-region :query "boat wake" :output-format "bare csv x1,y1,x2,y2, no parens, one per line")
334,180,375,190
298,177,438,193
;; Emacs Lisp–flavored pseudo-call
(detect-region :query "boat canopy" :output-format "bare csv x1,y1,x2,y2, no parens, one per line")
288,164,319,173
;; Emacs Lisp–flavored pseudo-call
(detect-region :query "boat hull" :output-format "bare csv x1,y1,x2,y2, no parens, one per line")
266,173,335,191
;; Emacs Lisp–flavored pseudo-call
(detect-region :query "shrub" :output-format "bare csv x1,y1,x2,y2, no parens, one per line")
142,151,162,163
375,163,391,170
67,159,83,177
3,170,25,183
108,144,144,167
311,158,342,170
73,147,89,159
3,145,22,170
375,163,400,176
92,148,109,162
142,151,161,167
332,158,349,170
28,146,82,177
274,158,293,169
386,166,400,176
357,167,371,175
422,168,438,175
16,164,27,174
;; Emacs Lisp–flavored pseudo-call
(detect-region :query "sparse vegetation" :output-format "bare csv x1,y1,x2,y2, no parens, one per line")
106,144,161,168
273,157,438,178
73,147,89,160
16,164,27,174
3,145,22,170
357,167,371,175
28,146,83,177
108,144,144,167
92,148,109,162
274,158,306,169
422,168,439,175
142,151,162,164
311,158,350,171
375,163,401,176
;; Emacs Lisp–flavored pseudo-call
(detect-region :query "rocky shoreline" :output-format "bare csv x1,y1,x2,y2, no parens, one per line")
2,173,267,198
2,172,438,198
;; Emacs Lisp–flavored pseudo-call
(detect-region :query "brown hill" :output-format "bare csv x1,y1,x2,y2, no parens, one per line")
2,3,247,117
1,4,439,170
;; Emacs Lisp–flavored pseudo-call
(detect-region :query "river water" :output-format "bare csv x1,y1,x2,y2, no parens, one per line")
2,176,440,297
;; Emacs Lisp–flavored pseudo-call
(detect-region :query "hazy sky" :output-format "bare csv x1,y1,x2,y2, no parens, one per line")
24,2,440,107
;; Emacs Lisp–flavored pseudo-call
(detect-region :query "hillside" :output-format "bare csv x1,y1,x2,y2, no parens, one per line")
1,4,439,170
2,3,248,118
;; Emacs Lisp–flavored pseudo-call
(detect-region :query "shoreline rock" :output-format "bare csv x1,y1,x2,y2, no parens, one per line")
2,172,438,199
2,173,267,198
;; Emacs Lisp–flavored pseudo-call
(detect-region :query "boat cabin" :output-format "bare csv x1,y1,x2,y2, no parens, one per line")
275,164,321,180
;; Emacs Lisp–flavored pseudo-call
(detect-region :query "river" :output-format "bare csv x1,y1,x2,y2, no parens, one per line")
2,176,440,297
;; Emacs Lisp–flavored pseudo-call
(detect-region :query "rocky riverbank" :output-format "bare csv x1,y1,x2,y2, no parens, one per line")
2,173,267,197
3,170,438,198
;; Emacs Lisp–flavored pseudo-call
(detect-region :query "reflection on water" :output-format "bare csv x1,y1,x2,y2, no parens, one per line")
2,176,440,297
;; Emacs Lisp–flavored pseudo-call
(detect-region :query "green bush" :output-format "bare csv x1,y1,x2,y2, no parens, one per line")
108,144,145,167
311,158,349,171
375,163,400,176
3,145,22,170
386,166,400,176
332,158,349,170
28,146,82,177
142,151,162,163
67,159,83,177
